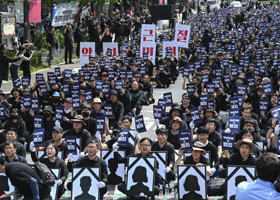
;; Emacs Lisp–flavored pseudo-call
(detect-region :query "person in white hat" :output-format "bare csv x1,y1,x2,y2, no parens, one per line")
223,138,257,168
175,141,211,176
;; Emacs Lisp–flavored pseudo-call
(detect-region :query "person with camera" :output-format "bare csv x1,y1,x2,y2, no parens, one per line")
46,26,55,67
0,44,23,87
63,23,74,64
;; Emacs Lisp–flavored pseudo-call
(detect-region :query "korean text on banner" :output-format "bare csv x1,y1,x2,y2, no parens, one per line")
103,42,119,56
140,24,156,44
162,41,178,60
29,0,41,23
52,3,80,27
80,42,96,66
175,24,191,48
140,42,156,65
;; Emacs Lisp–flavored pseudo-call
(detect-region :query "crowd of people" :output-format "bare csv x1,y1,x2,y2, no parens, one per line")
1,0,280,200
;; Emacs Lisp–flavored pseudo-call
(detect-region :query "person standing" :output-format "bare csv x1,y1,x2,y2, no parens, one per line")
10,46,35,79
63,23,74,64
0,44,23,87
20,40,34,78
46,26,55,67
75,22,85,58
93,23,102,56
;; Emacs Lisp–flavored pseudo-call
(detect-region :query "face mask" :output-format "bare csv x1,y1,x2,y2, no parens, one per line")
11,114,18,119
82,111,89,117
44,113,51,118
64,109,70,114
53,98,59,103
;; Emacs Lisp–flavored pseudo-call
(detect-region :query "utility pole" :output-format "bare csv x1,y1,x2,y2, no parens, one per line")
24,0,30,41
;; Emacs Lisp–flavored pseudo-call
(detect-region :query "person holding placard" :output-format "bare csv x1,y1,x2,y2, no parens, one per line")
223,138,257,168
41,105,56,142
175,141,212,176
114,137,160,199
152,128,176,181
166,117,187,149
236,153,280,200
64,115,91,152
98,116,139,156
67,141,108,200
105,90,124,129
30,142,68,199
195,127,221,176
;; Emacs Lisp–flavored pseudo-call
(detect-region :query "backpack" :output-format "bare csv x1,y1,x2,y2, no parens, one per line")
33,162,56,186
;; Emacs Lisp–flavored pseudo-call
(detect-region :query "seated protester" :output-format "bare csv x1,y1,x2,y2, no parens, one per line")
64,115,91,152
1,108,26,144
50,92,63,113
156,62,172,88
0,127,26,157
0,155,50,200
87,76,103,99
67,141,108,200
3,141,27,164
240,107,261,138
105,90,124,129
240,119,261,142
199,107,222,134
61,98,77,132
98,116,139,156
0,89,10,122
233,129,262,158
80,91,87,106
151,128,176,181
236,153,280,200
242,98,259,121
196,127,220,176
118,83,132,116
8,87,21,110
41,105,56,142
90,97,106,118
32,126,68,164
81,104,97,139
198,118,222,159
30,142,68,199
175,141,212,176
127,81,143,116
166,59,178,84
223,138,257,168
180,93,195,123
133,74,144,90
114,137,160,199
165,117,191,150
142,75,155,104
159,106,188,130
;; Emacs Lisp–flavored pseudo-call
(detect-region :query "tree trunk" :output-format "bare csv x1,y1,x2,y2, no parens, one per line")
119,0,123,13
109,0,114,18
96,1,102,17
136,0,139,13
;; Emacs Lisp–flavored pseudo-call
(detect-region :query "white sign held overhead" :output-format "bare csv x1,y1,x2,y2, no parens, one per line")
80,42,95,66
175,24,191,48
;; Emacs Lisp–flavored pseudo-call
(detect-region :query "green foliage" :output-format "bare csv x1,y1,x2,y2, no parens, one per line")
54,29,65,49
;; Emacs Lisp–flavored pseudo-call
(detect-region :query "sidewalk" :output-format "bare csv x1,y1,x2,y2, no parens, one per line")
1,59,81,93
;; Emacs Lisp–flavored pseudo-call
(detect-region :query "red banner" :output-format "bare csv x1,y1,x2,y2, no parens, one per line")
29,0,41,23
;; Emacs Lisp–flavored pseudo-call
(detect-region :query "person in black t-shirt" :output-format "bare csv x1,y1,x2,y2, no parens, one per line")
204,118,222,158
81,104,97,139
63,23,74,64
175,141,211,176
46,26,55,67
0,154,50,200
